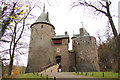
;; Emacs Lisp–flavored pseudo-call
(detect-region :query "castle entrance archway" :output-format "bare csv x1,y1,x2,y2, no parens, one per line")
56,55,61,64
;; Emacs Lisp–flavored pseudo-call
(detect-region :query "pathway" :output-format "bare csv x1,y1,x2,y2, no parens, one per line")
39,65,114,80
39,65,94,78
41,65,59,73
39,72,114,80
40,72,94,78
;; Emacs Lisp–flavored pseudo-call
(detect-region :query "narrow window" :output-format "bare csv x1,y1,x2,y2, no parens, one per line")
51,28,52,32
88,42,89,44
74,40,75,43
41,25,43,28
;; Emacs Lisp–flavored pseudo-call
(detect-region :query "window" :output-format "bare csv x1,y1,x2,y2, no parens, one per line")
57,48,60,52
41,25,43,28
51,28,52,32
53,40,62,44
88,42,89,44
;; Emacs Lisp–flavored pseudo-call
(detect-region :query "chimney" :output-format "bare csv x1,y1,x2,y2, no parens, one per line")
46,12,49,21
65,31,68,35
80,28,84,36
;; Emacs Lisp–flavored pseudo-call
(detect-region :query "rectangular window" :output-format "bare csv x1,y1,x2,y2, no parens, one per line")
53,40,62,44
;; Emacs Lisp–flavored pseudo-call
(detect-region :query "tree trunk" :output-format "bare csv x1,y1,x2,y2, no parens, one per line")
8,44,16,76
106,2,118,37
106,2,119,72
8,57,13,76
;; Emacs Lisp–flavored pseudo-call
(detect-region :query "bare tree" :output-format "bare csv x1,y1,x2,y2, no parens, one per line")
0,0,42,76
72,0,120,72
97,25,118,72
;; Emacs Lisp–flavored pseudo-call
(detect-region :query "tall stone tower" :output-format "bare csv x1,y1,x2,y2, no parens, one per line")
26,8,55,72
72,28,100,72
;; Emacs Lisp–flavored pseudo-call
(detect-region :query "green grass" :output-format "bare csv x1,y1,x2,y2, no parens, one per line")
74,72,119,78
8,73,54,80
12,73,46,78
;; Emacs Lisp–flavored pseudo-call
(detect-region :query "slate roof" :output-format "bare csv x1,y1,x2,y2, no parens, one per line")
52,35,69,39
31,12,55,29
82,27,89,36
71,28,89,39
35,12,51,24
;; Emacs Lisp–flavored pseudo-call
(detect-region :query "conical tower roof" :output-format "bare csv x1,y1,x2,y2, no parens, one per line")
31,4,55,29
35,12,51,24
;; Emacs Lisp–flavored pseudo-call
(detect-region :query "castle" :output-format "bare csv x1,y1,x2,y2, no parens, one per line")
25,9,100,72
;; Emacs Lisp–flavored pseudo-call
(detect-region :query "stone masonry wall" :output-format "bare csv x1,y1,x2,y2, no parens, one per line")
73,36,100,72
26,23,55,72
69,52,75,72
53,38,70,72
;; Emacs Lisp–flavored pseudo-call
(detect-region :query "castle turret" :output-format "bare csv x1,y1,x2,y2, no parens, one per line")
26,8,55,72
72,28,100,72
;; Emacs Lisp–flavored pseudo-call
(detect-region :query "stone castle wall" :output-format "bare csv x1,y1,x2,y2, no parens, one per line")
72,36,100,72
53,38,70,72
69,52,75,71
26,23,55,72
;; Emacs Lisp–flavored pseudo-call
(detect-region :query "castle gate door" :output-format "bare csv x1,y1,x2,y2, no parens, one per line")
56,55,61,64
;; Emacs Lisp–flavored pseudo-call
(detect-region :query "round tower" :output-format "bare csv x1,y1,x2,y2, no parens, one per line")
26,10,55,72
72,28,100,72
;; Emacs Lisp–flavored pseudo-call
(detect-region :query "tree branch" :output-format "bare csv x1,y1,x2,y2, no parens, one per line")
0,46,26,53
99,1,106,8
0,39,11,42
78,1,107,16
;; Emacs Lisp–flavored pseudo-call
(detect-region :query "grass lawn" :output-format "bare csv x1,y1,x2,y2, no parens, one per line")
5,73,54,80
16,73,46,78
74,72,119,78
8,73,47,78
